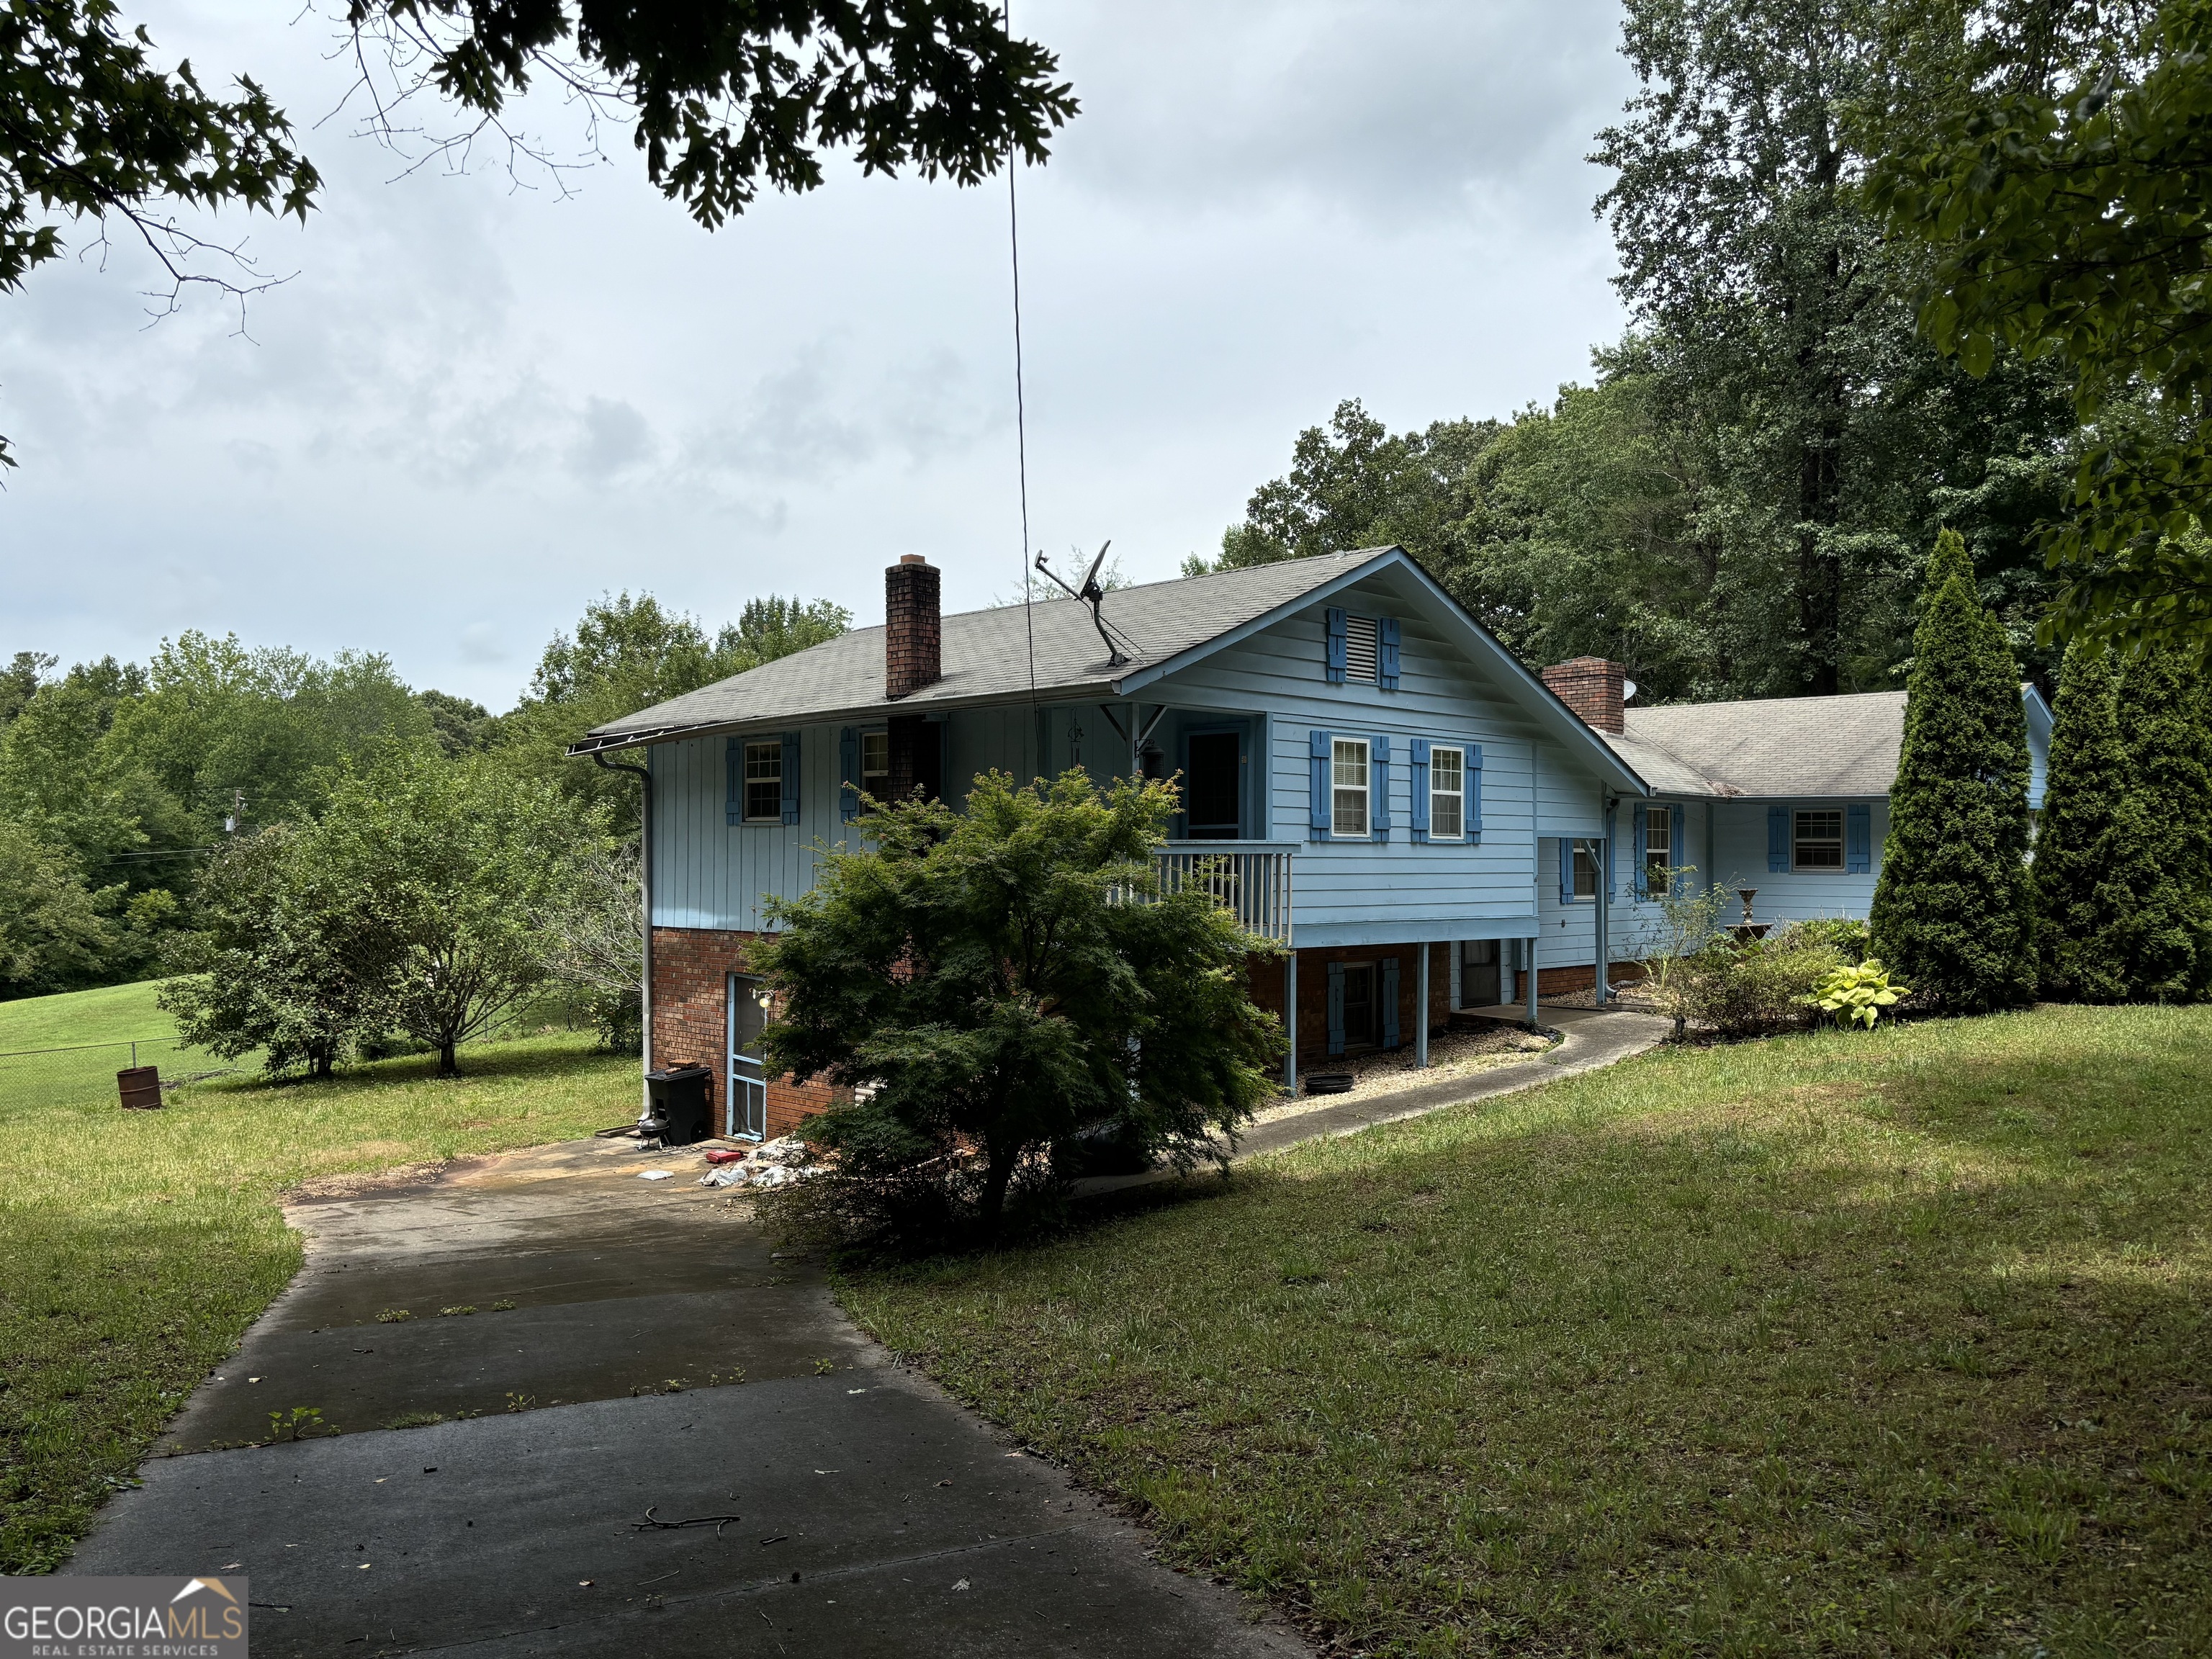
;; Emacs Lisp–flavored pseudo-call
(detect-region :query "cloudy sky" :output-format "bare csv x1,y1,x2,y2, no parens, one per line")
4,1,1636,709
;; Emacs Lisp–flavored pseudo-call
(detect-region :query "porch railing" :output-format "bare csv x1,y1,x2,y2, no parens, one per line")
1144,841,1294,945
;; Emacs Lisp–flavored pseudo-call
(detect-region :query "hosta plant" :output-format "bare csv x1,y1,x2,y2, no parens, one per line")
1809,961,1910,1030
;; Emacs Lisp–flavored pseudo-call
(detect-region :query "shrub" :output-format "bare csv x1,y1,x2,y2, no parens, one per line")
1791,917,1870,963
2033,642,2131,1002
1676,922,1846,1036
1807,960,1910,1029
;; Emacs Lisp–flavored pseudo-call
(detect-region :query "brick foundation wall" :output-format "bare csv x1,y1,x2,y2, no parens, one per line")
650,926,843,1141
1248,942,1451,1063
1533,960,1650,997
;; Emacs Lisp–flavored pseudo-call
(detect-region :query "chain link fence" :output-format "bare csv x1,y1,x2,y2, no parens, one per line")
0,1037,253,1113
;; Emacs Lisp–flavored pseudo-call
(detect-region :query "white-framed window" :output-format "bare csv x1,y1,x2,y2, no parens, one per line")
1643,804,1671,896
1332,738,1370,838
860,729,890,799
1794,809,1844,871
1430,746,1465,840
1573,840,1600,899
742,740,783,822
1344,616,1379,683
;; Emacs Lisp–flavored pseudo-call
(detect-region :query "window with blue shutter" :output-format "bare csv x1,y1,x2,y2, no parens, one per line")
1670,804,1686,893
1308,729,1332,841
1380,958,1401,1048
1768,805,1789,872
1378,618,1401,690
1326,962,1346,1056
780,732,801,824
1559,838,1574,904
1468,745,1483,842
1324,608,1348,683
1408,738,1430,841
839,727,860,822
725,737,742,827
1846,803,1871,873
1370,734,1391,842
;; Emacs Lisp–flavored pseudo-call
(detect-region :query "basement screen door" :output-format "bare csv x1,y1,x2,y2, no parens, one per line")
726,974,770,1140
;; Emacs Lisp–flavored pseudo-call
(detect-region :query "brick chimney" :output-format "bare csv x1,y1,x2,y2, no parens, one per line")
1541,657,1626,733
885,554,941,700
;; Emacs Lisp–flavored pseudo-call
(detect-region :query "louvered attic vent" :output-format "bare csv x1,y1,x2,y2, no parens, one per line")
1344,616,1379,682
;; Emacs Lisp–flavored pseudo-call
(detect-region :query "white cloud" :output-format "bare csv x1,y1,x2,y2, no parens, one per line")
0,0,1635,707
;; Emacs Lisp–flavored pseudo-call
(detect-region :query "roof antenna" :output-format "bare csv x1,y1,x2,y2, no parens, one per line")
1035,540,1129,667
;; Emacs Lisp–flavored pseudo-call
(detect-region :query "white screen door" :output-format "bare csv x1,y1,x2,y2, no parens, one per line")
727,974,770,1140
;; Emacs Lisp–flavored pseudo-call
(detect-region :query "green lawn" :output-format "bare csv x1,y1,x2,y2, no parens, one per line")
846,1006,2212,1657
0,1033,638,1573
0,980,176,1051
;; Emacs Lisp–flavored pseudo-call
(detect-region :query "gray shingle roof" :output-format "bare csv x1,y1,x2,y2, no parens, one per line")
576,549,1391,749
1610,692,1909,799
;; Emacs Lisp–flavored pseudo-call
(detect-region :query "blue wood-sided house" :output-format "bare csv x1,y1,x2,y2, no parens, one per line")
570,547,2050,1138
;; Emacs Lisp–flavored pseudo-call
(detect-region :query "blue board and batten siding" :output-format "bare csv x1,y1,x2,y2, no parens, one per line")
647,570,1625,944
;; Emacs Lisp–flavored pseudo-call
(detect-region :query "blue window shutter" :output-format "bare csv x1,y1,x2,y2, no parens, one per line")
1325,608,1348,683
1847,803,1871,873
781,732,801,824
1378,618,1401,690
1371,734,1391,842
726,737,742,827
1408,738,1430,842
1308,729,1332,841
1468,745,1483,842
1381,957,1401,1048
1326,963,1346,1056
1768,805,1789,872
1633,804,1647,899
1559,838,1573,904
839,727,860,822
1670,804,1686,893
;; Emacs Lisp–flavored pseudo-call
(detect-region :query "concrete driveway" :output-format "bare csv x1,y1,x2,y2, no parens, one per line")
71,1138,1303,1658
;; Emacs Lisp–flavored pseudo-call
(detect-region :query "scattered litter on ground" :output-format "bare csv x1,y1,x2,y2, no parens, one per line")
697,1166,746,1188
951,1578,971,1591
637,1169,674,1182
703,1148,747,1166
631,1506,743,1537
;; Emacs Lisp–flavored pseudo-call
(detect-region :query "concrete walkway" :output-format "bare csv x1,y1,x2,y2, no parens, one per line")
71,1141,1305,1658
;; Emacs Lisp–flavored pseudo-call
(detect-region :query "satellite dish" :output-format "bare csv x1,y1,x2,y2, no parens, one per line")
1033,540,1130,667
1622,678,1639,703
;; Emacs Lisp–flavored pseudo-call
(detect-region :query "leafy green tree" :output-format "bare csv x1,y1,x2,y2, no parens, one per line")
415,689,495,757
2032,642,2132,1000
1869,530,2037,1010
1593,0,2080,696
1191,399,1497,577
1871,0,2212,660
4,0,1074,464
755,770,1282,1244
2107,648,2212,999
291,747,605,1075
0,817,113,997
0,652,55,725
158,827,386,1078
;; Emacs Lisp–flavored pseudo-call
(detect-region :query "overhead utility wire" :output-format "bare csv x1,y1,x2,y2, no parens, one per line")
1007,2,1039,721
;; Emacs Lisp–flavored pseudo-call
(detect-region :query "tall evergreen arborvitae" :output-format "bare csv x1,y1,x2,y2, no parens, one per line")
1869,530,2037,1011
2108,650,2212,1002
2031,642,2130,1001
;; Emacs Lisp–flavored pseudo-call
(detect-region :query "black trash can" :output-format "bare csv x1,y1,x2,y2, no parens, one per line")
644,1064,715,1146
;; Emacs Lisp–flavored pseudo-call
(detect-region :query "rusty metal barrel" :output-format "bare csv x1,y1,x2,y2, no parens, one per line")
117,1066,163,1110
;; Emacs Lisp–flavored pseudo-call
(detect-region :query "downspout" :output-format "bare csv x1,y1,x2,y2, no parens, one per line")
594,750,654,1123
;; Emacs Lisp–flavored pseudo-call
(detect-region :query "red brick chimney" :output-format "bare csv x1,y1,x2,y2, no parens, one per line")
1541,657,1626,733
885,554,941,700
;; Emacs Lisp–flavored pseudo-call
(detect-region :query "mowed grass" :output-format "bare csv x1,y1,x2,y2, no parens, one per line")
0,1033,637,1573
845,1007,2212,1657
0,980,176,1051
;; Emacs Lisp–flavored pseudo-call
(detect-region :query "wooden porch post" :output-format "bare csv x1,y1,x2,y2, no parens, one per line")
1525,934,1539,1030
1282,951,1298,1094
